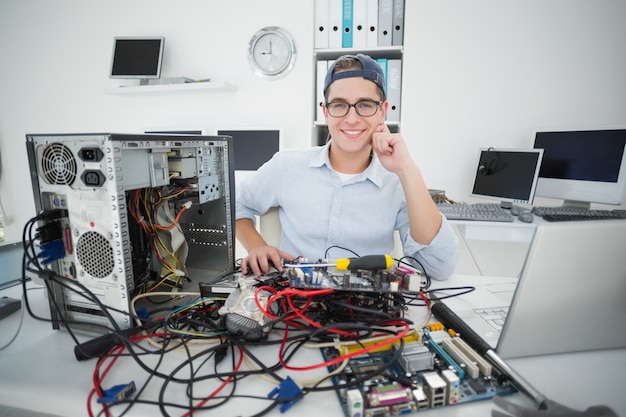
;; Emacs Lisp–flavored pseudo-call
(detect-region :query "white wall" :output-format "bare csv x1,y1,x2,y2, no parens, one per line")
0,0,315,244
1,0,625,246
403,1,626,205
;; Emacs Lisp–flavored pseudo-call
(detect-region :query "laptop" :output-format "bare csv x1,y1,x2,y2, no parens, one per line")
440,219,626,359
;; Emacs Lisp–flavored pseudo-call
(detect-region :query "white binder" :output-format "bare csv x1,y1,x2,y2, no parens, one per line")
386,59,402,122
329,0,343,48
392,0,404,46
377,0,393,47
315,0,330,49
366,0,378,47
352,0,367,48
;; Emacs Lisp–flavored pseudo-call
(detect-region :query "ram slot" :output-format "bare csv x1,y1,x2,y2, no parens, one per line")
451,337,493,376
441,339,480,379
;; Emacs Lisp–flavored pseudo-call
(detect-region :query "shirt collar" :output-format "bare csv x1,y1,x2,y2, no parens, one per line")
309,140,385,188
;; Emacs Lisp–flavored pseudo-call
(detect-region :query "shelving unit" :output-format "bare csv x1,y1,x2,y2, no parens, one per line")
312,0,405,146
105,81,237,95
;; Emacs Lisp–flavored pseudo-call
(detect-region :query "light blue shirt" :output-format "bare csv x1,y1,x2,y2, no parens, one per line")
236,142,459,280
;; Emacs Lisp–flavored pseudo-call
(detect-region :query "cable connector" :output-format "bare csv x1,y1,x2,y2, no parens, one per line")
267,376,304,413
38,209,68,221
38,240,65,265
182,201,193,209
97,381,136,404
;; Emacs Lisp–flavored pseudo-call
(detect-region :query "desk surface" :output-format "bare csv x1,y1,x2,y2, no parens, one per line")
1,277,624,417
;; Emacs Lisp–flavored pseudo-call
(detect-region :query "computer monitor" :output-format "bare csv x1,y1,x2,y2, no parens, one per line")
532,128,626,208
470,147,544,208
110,37,165,83
217,129,280,171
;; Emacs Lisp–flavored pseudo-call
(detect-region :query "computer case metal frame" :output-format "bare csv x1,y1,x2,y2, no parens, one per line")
26,133,236,333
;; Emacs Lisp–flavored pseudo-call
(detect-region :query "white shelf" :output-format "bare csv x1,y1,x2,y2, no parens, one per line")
315,46,403,60
106,81,237,95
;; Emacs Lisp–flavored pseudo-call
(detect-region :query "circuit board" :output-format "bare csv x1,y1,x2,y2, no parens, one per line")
285,263,427,294
321,326,516,417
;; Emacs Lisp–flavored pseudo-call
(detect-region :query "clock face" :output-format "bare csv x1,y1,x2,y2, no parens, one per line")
248,27,296,79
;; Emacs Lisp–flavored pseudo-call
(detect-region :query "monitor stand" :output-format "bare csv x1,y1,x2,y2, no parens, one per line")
561,200,591,210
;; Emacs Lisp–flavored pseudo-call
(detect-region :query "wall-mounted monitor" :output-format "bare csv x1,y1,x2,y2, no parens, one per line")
110,37,164,82
471,147,544,207
532,128,626,208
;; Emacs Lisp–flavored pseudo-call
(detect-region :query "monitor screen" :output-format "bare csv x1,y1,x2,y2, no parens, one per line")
217,130,280,171
471,148,544,206
110,37,164,79
533,128,626,207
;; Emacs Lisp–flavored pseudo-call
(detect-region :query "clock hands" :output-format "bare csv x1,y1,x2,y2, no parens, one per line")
261,39,273,56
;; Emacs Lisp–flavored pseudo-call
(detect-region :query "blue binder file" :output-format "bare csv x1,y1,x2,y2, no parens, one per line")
342,0,353,48
376,58,388,87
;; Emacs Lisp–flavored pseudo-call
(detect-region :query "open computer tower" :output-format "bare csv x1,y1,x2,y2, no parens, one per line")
26,133,236,333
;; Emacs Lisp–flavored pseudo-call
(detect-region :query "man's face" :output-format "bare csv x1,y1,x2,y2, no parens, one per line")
323,77,387,154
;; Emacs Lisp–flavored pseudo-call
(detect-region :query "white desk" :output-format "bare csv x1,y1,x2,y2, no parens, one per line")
1,278,624,417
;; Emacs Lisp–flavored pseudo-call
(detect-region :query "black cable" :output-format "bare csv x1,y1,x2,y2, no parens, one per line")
403,286,476,307
397,255,432,289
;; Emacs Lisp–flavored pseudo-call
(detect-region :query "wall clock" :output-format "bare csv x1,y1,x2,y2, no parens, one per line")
248,26,296,80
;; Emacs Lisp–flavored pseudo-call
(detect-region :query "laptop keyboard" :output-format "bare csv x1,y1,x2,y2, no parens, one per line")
473,306,509,331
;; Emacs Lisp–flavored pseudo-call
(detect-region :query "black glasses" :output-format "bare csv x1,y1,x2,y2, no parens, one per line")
325,100,382,117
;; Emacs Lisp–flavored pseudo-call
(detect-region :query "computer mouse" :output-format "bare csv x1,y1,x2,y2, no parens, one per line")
518,212,534,223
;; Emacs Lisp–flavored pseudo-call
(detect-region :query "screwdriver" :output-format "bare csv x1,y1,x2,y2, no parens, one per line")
286,254,393,271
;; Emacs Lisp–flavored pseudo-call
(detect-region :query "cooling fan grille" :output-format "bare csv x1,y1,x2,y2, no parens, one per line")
76,231,115,278
40,142,77,185
219,282,277,341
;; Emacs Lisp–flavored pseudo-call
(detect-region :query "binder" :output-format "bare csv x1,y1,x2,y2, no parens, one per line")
377,0,393,47
352,0,367,48
329,0,343,48
386,59,402,122
376,58,388,90
366,0,378,47
342,0,353,48
315,0,330,49
316,60,328,122
392,0,404,46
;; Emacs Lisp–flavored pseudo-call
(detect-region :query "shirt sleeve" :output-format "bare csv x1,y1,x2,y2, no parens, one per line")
401,214,460,281
235,153,282,222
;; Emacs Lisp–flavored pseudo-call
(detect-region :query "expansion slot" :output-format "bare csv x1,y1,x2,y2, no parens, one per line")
424,330,465,379
451,336,493,375
441,339,480,379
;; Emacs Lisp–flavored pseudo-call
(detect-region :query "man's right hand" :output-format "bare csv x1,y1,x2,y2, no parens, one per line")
241,245,295,276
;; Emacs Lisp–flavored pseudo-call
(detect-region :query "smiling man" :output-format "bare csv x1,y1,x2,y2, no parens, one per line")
235,54,459,279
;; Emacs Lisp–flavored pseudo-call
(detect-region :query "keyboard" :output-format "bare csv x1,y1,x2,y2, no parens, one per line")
436,203,514,222
473,306,509,332
533,206,626,222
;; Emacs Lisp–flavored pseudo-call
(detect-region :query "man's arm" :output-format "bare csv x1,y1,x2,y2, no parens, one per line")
372,124,441,245
236,218,294,276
